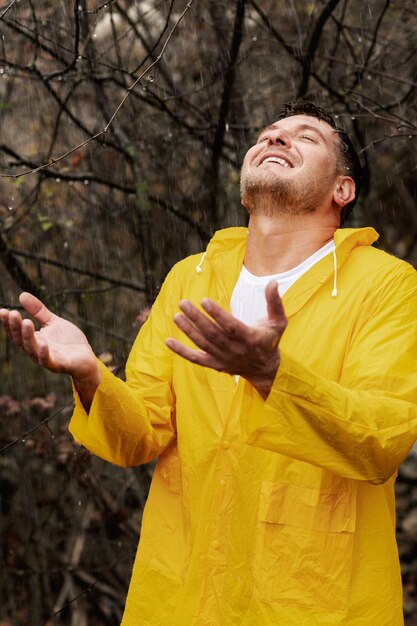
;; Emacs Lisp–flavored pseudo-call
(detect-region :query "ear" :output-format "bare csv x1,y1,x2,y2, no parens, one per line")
333,176,355,208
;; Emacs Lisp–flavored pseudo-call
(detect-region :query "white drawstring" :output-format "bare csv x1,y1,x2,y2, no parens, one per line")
331,248,338,297
196,252,206,273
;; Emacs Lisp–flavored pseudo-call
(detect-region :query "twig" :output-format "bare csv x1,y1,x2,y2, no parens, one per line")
315,53,417,87
0,0,17,20
0,232,42,297
46,0,82,81
8,248,146,292
83,1,117,15
0,0,195,180
358,133,416,155
0,403,72,454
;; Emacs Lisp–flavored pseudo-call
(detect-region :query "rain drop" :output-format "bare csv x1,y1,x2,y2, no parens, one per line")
55,177,61,183
83,179,90,185
0,68,4,75
252,36,257,42
351,116,356,120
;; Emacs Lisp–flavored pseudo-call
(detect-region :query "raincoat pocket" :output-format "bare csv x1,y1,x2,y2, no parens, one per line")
253,481,356,611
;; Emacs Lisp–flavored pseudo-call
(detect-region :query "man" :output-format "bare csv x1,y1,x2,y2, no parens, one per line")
2,101,417,625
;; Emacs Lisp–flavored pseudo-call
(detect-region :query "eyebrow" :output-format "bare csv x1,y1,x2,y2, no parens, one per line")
257,122,331,144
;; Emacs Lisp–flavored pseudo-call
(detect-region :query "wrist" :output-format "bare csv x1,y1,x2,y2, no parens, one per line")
73,359,102,389
72,360,102,414
246,351,280,400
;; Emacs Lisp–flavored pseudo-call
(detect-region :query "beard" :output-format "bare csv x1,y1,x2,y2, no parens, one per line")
240,167,334,217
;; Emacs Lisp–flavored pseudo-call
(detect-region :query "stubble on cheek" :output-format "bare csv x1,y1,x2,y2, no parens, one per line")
240,161,337,217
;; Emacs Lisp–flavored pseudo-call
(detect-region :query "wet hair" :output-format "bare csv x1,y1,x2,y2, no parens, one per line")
276,100,363,225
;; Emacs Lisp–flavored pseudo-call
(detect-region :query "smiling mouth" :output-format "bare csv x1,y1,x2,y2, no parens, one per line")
261,156,292,168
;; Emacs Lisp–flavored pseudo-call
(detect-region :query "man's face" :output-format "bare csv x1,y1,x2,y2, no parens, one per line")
240,114,341,216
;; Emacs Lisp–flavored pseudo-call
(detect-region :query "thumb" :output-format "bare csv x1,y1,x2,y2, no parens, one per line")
19,292,53,325
265,281,287,327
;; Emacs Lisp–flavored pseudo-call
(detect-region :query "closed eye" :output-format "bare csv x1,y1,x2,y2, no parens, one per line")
300,134,317,143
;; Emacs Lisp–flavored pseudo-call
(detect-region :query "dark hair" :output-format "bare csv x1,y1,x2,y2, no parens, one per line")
277,100,363,225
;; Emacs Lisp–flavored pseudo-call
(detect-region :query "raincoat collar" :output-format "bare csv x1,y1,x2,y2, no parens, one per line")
282,226,378,316
198,226,379,317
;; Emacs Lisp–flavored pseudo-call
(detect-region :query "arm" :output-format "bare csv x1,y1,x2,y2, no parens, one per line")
69,271,177,467
1,278,177,468
240,272,417,484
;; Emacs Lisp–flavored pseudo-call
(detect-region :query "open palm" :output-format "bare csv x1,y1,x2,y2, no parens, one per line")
0,292,98,380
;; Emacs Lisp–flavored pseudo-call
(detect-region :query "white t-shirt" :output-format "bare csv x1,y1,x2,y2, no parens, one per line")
230,240,335,326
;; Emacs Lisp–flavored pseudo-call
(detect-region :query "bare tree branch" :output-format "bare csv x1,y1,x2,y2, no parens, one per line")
297,0,343,98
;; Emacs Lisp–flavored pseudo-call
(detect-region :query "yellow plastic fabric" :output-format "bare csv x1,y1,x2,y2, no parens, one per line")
69,227,417,625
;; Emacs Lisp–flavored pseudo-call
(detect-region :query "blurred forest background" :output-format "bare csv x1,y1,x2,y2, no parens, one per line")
0,0,416,624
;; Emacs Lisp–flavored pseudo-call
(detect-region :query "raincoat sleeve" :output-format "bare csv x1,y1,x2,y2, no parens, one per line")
69,266,179,468
240,264,417,484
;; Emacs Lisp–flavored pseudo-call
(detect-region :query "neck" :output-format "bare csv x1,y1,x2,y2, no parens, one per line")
244,213,338,275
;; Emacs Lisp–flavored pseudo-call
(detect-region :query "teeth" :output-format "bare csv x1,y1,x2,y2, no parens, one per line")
263,156,290,168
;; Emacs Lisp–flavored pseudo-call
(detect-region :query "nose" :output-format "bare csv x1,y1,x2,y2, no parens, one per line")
268,128,291,148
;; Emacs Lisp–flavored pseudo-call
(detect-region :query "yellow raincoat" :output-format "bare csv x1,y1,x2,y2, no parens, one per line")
70,227,417,625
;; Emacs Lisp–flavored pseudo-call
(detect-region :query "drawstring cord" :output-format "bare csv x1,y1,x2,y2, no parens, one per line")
331,248,338,298
196,252,206,273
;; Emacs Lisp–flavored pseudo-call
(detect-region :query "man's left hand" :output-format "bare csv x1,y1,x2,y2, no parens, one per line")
165,280,287,399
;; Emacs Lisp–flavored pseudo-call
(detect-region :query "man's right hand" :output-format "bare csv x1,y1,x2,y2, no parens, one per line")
0,293,101,407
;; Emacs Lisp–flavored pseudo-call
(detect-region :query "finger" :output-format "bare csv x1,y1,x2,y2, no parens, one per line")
19,292,53,325
165,338,222,370
265,281,287,327
21,318,42,361
37,339,51,369
200,298,250,340
0,308,12,337
173,313,225,358
8,310,24,347
178,301,229,348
